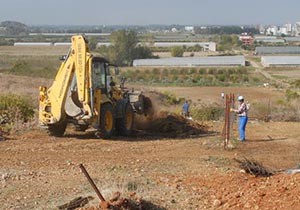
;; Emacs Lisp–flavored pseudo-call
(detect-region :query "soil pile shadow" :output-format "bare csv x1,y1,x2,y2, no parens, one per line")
135,111,208,138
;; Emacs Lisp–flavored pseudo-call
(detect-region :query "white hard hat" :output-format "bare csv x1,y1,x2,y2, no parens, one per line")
238,95,244,101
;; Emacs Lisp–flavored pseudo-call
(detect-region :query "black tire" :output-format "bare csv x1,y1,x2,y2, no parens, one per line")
116,103,134,136
98,103,115,139
47,122,67,137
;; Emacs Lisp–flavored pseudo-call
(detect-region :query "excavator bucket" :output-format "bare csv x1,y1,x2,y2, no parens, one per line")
128,92,153,116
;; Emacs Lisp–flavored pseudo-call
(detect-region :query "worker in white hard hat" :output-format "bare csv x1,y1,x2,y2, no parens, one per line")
231,95,249,141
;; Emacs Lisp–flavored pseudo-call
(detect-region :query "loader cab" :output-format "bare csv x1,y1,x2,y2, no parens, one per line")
91,57,119,94
91,57,111,94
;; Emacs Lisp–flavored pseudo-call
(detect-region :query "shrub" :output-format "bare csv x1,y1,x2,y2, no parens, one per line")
191,104,223,121
171,46,184,57
198,69,206,74
217,74,226,82
10,61,31,75
0,94,35,132
251,99,300,122
291,79,300,88
162,92,185,105
285,89,300,101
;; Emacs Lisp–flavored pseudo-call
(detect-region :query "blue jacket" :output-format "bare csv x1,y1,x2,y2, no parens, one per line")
182,102,189,113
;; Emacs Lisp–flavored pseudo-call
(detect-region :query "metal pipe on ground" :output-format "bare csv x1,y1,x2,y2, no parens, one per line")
79,164,109,209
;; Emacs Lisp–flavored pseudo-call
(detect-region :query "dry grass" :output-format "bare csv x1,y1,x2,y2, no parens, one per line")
0,73,52,107
0,46,69,56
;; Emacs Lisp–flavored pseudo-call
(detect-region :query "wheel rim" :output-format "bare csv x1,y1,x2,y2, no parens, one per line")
105,111,113,132
126,108,133,130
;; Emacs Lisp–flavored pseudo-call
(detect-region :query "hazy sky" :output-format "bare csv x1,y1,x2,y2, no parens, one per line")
0,0,299,25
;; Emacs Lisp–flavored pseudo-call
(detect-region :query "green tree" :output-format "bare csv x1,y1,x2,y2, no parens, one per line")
99,30,154,66
171,46,184,57
110,30,138,66
88,36,98,51
131,45,154,60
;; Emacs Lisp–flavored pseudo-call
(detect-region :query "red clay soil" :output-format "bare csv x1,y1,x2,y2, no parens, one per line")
182,172,300,210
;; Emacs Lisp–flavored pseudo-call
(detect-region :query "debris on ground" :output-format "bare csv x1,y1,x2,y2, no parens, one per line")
135,111,208,138
57,196,94,210
234,158,274,177
77,192,165,210
0,127,6,141
285,169,300,174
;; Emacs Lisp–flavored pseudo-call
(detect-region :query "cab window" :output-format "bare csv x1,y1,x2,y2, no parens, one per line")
92,61,106,89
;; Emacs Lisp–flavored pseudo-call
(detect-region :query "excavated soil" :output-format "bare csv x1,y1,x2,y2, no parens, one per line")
135,111,208,138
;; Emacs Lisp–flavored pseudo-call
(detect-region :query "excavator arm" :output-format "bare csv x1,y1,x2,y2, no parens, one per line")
39,35,93,125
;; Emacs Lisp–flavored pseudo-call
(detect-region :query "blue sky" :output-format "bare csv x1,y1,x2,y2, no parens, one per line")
0,0,299,25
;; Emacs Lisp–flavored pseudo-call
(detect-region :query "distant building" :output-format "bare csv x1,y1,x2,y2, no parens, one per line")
295,22,300,36
284,37,300,42
153,42,216,52
96,42,111,47
254,36,285,44
184,26,194,32
261,56,300,67
133,56,245,67
29,33,111,36
279,27,288,36
14,42,52,46
53,42,71,46
255,46,300,55
239,33,254,45
95,42,216,52
266,26,278,36
285,23,292,33
171,28,178,33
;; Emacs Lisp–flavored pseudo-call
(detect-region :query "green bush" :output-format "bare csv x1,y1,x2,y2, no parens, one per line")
191,104,223,121
171,46,184,57
291,79,300,88
0,94,35,125
162,91,185,105
10,61,31,75
285,89,300,101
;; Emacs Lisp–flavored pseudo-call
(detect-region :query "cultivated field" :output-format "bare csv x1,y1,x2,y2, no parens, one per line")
0,46,300,210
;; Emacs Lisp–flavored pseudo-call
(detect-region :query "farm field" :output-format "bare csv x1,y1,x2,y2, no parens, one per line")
0,46,300,210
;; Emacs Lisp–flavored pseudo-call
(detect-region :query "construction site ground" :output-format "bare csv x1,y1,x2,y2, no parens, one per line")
1,118,300,209
0,71,299,209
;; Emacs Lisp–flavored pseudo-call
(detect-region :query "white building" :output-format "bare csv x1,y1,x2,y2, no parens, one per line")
279,27,288,36
153,42,216,52
96,42,217,52
53,42,71,46
266,26,278,36
14,42,52,46
285,23,292,33
171,28,178,33
295,22,300,36
133,56,245,67
184,26,194,32
261,56,300,67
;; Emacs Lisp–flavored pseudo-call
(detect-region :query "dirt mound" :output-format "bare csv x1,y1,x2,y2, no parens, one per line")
136,111,208,138
74,192,164,210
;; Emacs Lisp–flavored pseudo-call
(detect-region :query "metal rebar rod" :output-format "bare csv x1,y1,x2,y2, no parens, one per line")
79,164,106,202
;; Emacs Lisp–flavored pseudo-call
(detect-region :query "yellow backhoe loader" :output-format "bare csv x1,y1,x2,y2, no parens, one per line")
39,35,151,138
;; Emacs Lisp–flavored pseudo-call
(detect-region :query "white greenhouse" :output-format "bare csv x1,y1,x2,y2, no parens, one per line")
133,56,245,67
